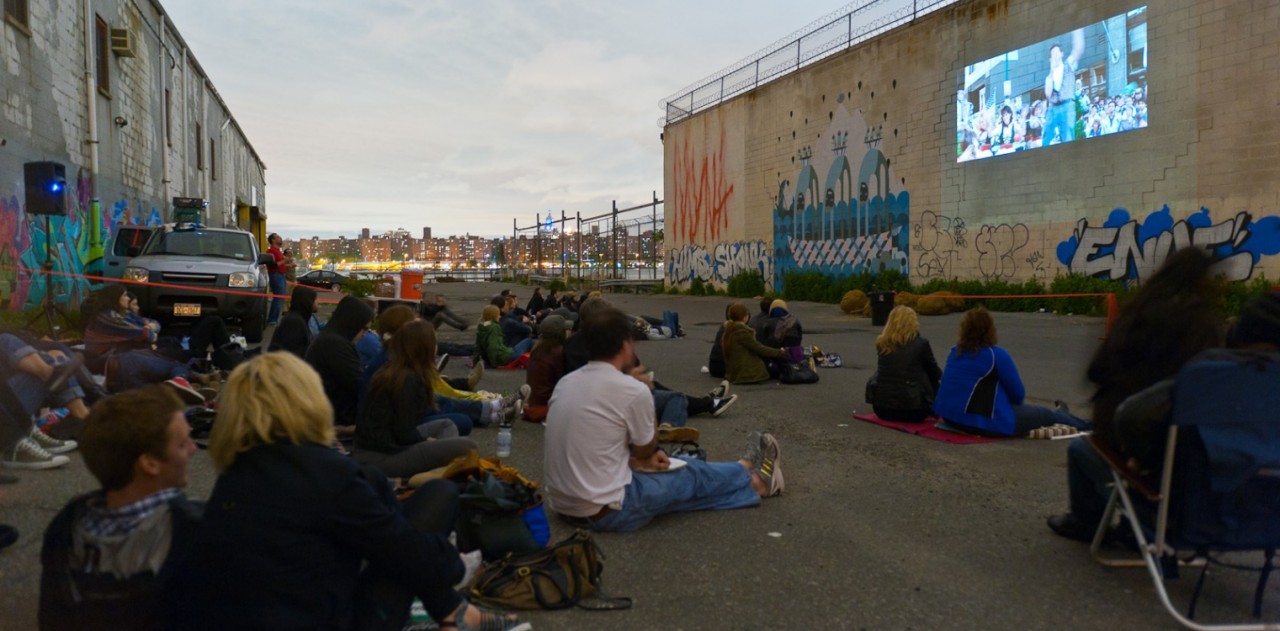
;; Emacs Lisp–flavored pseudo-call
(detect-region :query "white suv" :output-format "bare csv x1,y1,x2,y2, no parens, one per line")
124,224,273,343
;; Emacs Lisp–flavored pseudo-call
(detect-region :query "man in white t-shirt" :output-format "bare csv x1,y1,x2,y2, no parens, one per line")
543,307,783,532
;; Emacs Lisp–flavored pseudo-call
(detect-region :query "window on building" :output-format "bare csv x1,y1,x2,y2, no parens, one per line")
210,139,216,180
164,89,171,146
94,15,110,95
196,123,204,170
4,0,29,32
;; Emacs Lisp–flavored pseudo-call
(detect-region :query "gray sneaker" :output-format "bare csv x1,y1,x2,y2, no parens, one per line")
740,430,764,469
758,432,784,497
29,428,76,455
3,437,70,470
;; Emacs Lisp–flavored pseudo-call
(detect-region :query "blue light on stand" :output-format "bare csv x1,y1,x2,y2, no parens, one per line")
50,182,64,193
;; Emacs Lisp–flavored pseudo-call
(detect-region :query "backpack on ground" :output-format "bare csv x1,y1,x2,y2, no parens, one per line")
468,530,631,611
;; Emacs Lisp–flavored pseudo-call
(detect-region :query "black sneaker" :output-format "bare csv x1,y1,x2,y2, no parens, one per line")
0,524,17,551
711,394,738,418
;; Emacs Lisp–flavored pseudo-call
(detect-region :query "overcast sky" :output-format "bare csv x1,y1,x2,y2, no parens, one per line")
160,1,854,240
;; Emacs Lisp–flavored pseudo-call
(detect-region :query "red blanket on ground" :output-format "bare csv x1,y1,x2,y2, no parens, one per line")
851,412,1011,445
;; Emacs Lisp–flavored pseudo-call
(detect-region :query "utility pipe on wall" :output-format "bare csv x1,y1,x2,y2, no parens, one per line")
82,0,102,259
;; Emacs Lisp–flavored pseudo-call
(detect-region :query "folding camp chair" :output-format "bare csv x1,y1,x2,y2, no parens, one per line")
1088,352,1280,630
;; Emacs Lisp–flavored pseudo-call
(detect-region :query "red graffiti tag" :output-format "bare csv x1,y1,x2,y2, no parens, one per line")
672,120,734,244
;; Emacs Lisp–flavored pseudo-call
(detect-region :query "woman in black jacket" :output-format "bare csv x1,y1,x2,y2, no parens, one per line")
267,284,318,358
183,352,527,631
866,306,943,422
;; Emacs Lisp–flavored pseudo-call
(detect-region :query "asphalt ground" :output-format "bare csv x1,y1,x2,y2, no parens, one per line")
2,282,1275,629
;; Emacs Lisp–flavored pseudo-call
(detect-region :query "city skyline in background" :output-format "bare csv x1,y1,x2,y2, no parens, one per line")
160,0,857,239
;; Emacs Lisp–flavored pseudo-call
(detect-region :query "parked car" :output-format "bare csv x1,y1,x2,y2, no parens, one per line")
102,225,158,279
123,223,273,343
296,269,348,291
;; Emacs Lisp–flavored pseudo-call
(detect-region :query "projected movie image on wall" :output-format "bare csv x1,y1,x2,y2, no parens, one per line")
957,6,1147,163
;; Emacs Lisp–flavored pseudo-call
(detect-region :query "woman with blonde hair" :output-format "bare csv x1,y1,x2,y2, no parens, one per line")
722,302,786,384
188,352,529,631
934,307,1088,437
865,306,942,422
475,304,532,367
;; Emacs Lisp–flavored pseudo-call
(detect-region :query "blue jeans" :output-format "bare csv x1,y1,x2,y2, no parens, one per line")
662,310,679,335
511,338,534,357
593,458,761,532
108,350,189,392
653,389,689,427
436,395,490,428
0,333,84,414
268,273,288,323
1012,403,1089,435
1043,102,1075,144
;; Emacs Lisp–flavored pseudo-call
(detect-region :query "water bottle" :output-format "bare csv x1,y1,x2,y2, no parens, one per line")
496,423,512,458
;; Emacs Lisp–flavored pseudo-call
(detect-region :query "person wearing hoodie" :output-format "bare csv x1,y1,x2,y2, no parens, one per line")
724,302,786,385
475,305,533,367
39,385,200,629
268,285,319,358
758,299,804,363
306,295,373,431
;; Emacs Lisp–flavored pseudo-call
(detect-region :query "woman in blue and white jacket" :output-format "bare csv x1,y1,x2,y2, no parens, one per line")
934,307,1089,437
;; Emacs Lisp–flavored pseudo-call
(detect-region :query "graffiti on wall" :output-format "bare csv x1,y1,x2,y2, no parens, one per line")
974,222,1048,281
666,241,774,287
770,95,909,291
0,172,163,310
671,119,734,244
1056,205,1280,281
913,210,966,280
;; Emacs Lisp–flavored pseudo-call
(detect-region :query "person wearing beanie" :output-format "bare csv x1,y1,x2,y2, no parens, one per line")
758,298,804,363
523,315,570,422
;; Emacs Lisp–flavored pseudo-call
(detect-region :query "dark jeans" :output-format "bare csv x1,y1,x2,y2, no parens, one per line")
353,478,462,629
438,341,475,357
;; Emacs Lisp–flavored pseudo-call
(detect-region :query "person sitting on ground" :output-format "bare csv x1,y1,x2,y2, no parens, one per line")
565,298,738,421
39,385,199,630
305,295,373,434
723,302,786,385
523,315,569,423
544,289,562,311
865,306,943,423
358,322,479,477
82,285,156,356
1,333,81,468
420,294,468,332
758,299,804,363
543,305,783,532
934,306,1089,437
178,353,529,631
475,305,533,368
1046,249,1230,542
748,297,773,340
525,287,546,316
268,284,319,358
707,305,733,379
497,296,533,348
630,310,684,339
355,298,384,368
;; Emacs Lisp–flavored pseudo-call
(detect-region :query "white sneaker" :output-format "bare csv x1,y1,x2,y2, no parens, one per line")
3,437,70,470
29,428,76,455
709,379,730,400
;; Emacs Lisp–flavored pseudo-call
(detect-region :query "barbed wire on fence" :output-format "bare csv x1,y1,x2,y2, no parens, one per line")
658,0,960,127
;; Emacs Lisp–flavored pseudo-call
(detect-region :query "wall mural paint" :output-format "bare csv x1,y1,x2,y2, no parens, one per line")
0,176,162,310
974,222,1048,281
671,118,735,245
666,241,774,287
771,96,909,292
1056,205,1280,281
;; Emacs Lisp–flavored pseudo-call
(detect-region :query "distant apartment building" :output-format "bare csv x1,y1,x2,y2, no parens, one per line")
1,0,267,309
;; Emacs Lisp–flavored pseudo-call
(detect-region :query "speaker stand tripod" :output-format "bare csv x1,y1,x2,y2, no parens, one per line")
26,215,71,340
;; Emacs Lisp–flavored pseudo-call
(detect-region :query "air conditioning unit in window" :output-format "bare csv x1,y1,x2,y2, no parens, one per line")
110,28,137,58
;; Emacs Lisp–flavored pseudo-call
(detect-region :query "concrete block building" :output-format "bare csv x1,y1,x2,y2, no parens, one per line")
662,0,1280,290
1,0,265,310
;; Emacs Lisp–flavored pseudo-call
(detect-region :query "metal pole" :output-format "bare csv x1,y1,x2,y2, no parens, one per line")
560,209,567,282
535,214,542,273
651,191,659,281
755,60,760,90
611,200,619,280
576,212,583,285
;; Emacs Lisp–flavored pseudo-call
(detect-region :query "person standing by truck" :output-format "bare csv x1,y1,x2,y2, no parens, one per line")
265,233,293,326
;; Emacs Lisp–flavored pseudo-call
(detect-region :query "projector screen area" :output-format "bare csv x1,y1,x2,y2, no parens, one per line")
957,6,1148,163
